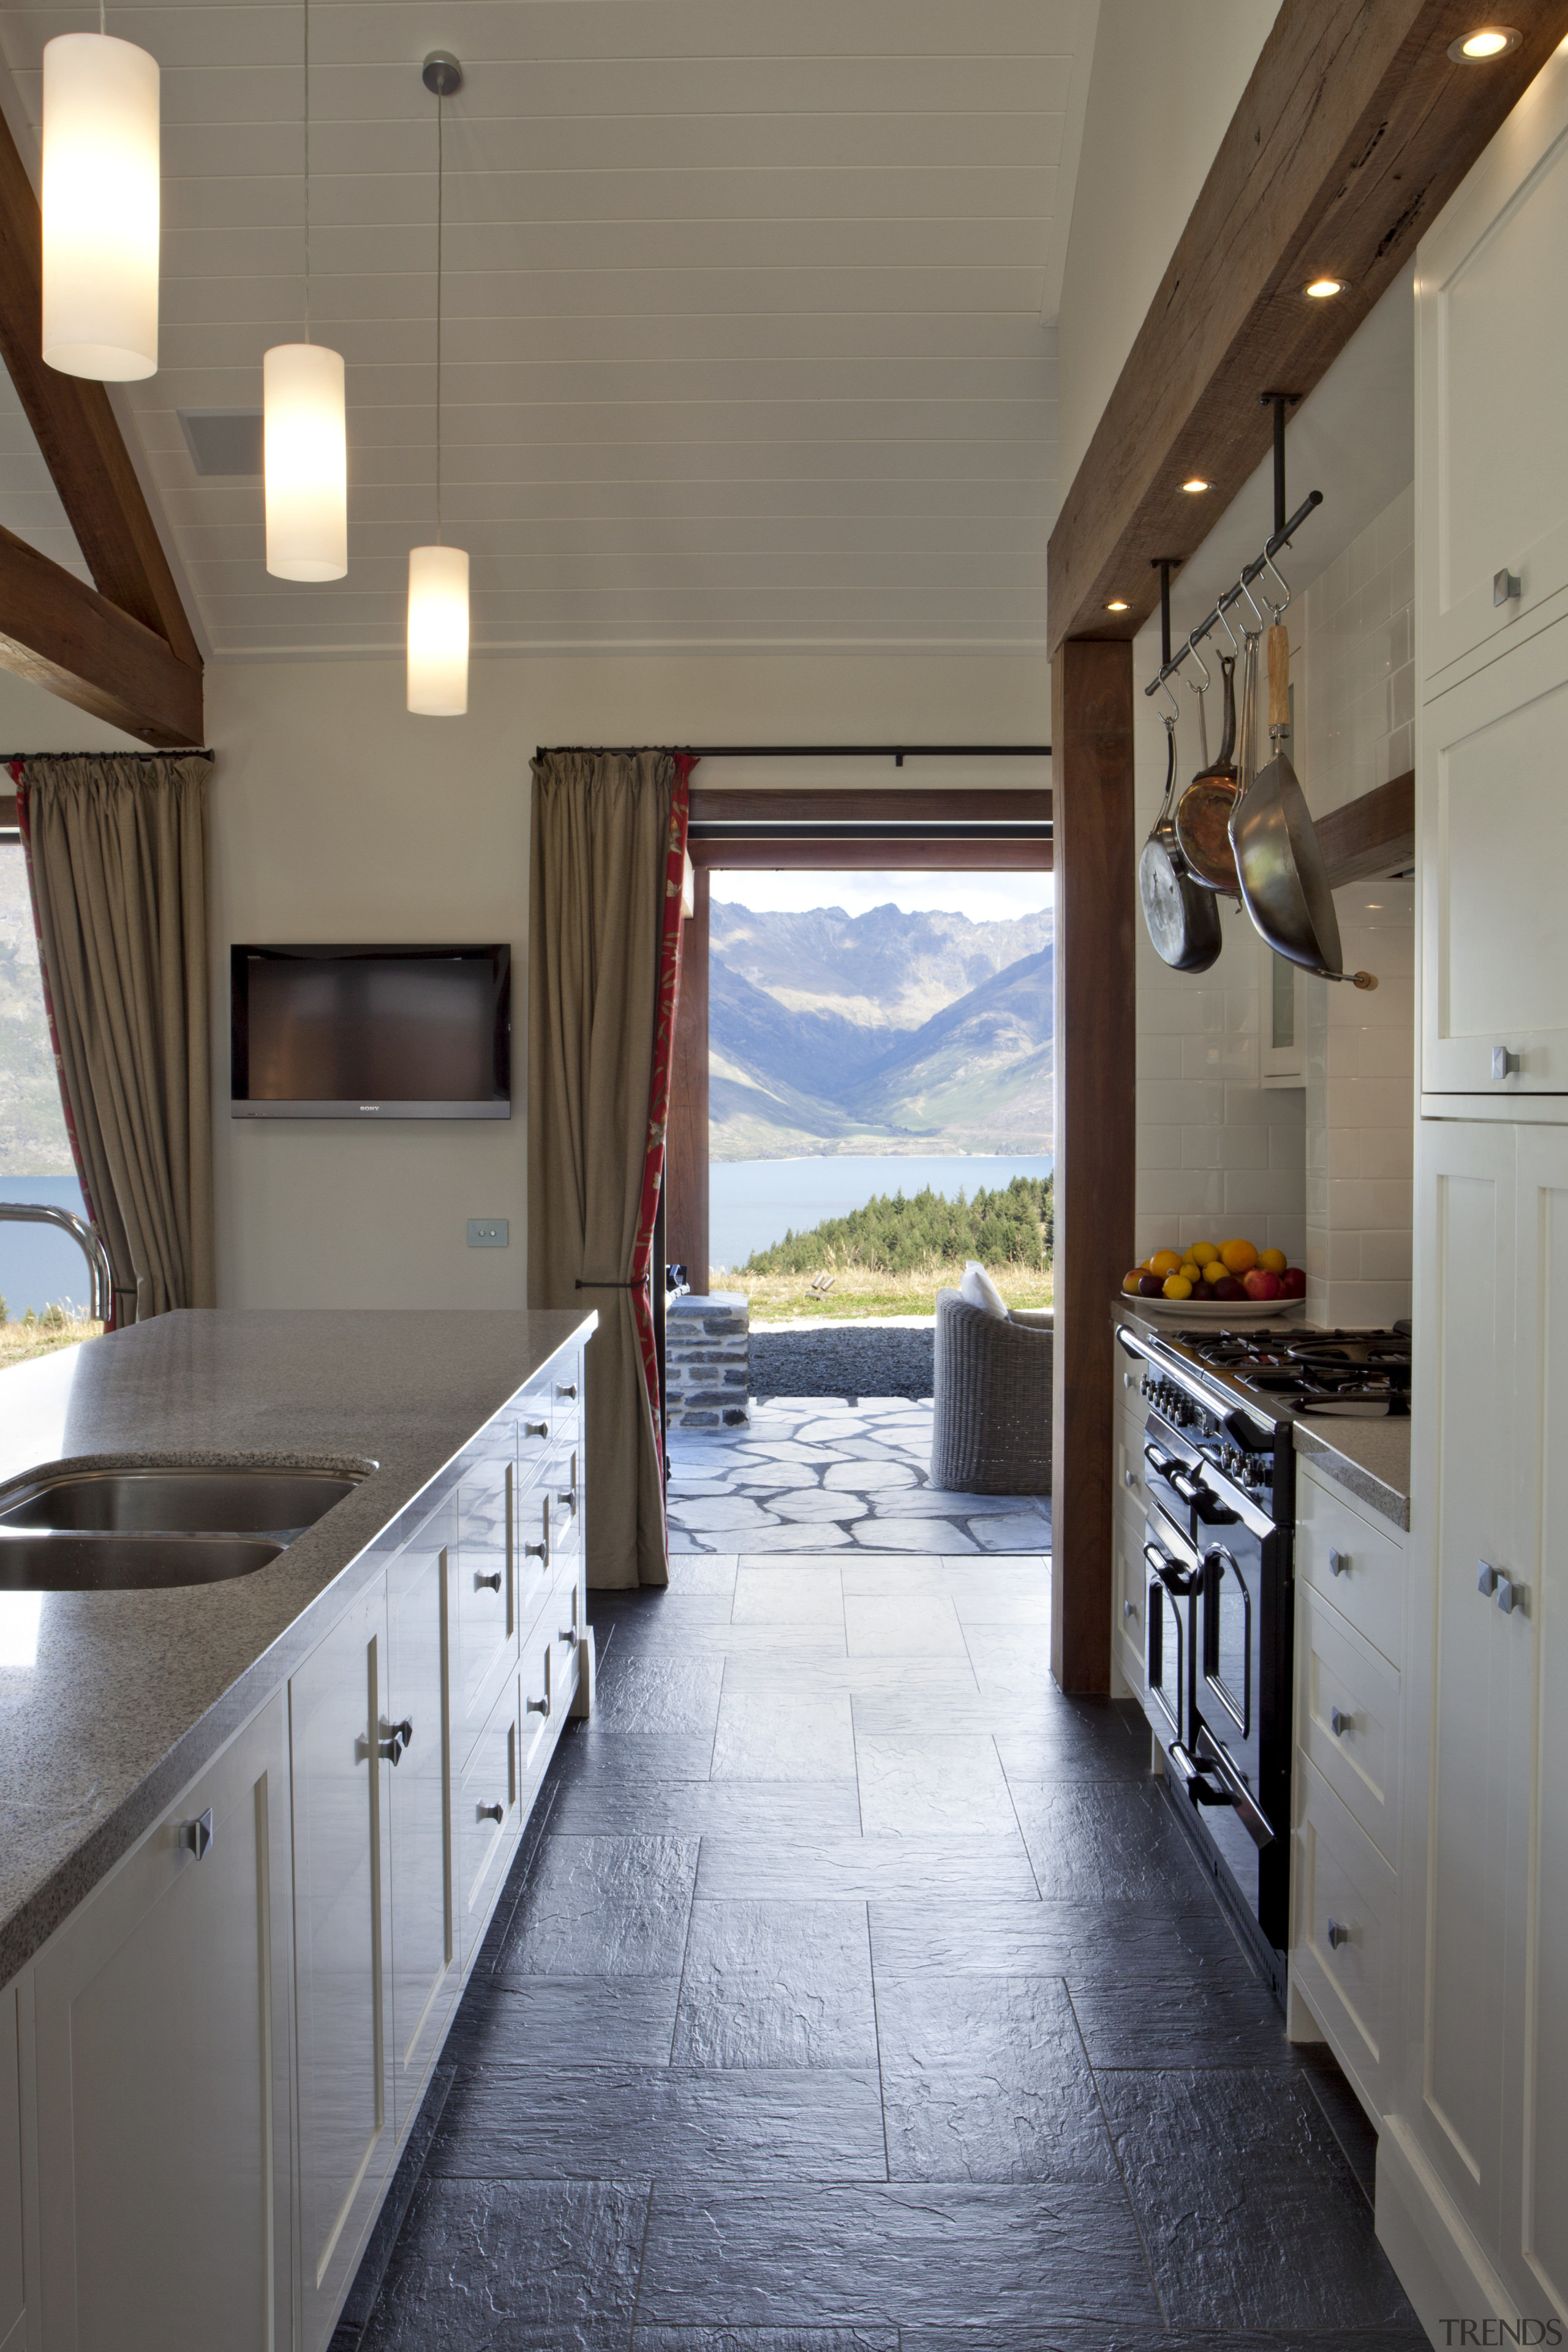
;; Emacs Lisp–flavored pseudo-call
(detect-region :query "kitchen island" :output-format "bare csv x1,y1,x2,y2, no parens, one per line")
0,1305,597,2352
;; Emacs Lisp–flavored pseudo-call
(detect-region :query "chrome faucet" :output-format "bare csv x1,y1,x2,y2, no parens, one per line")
0,1202,116,1324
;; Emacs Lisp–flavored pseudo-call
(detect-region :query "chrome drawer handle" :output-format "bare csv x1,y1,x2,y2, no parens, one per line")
475,1569,502,1593
1330,1706,1351,1738
178,1809,214,1861
1326,1918,1350,1951
1329,1547,1348,1577
523,1420,549,1439
478,1801,504,1825
557,1382,578,1400
524,1540,547,1561
526,1693,549,1716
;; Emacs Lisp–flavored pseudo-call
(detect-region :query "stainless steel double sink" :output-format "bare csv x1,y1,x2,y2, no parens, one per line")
0,1465,364,1591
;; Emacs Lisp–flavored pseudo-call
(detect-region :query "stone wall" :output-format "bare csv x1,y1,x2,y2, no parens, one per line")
665,1292,750,1429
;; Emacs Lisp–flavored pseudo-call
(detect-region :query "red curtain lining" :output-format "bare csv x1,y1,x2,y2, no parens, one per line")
627,753,696,1525
9,758,116,1330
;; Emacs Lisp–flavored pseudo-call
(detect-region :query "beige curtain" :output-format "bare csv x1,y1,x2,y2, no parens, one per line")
21,754,215,1322
528,750,674,1589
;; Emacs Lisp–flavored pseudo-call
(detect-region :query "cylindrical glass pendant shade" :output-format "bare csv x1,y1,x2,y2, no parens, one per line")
42,34,160,382
407,545,469,715
263,343,347,581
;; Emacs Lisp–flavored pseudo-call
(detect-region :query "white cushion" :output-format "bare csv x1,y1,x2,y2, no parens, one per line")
957,1260,1011,1320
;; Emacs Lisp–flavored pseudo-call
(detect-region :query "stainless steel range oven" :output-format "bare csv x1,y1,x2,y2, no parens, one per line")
1116,1313,1411,2001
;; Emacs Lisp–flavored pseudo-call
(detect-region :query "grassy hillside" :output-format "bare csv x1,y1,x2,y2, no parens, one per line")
744,1174,1054,1276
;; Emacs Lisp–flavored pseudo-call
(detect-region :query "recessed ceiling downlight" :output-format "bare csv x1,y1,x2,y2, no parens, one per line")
1447,26,1521,59
1304,277,1347,299
1106,599,1129,612
1182,478,1210,494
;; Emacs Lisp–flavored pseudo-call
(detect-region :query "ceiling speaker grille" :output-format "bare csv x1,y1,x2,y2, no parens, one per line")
178,409,263,477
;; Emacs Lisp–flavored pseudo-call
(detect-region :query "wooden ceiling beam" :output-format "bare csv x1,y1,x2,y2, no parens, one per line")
0,104,202,677
1319,769,1415,888
0,524,202,747
1047,0,1568,655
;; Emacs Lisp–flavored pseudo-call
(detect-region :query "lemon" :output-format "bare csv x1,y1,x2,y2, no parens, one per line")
1203,1261,1227,1286
1189,1241,1218,1267
1162,1273,1194,1300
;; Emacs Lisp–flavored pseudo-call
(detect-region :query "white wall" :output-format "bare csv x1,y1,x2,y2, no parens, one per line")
1056,0,1279,486
205,651,1049,1311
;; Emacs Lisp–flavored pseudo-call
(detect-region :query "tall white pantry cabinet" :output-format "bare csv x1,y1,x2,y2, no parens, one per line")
1379,43,1568,2338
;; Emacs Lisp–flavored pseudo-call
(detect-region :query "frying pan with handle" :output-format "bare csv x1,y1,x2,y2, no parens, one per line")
1139,711,1223,973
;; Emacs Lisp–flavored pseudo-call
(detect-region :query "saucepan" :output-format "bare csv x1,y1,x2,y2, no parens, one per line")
1175,640,1241,896
1139,705,1222,974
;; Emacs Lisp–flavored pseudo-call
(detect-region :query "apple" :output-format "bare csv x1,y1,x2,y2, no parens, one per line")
1243,1268,1283,1302
1280,1267,1307,1298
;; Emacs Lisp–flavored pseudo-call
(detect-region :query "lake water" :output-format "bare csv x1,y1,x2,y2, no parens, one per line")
707,1154,1054,1275
0,1174,91,1317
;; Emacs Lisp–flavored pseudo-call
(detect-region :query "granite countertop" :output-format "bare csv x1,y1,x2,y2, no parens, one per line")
1110,1297,1411,1530
0,1307,596,1986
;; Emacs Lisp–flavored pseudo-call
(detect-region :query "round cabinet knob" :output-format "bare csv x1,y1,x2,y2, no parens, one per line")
558,1489,578,1513
557,1382,578,1400
1123,1599,1138,1621
1329,1548,1348,1578
526,1693,549,1716
478,1801,504,1825
559,1626,576,1645
1329,1706,1351,1738
524,1540,547,1561
1491,1045,1521,1080
475,1569,502,1593
1326,1918,1351,1952
524,1420,549,1439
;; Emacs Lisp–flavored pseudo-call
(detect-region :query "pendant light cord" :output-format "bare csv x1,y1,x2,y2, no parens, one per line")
301,0,312,342
434,91,443,545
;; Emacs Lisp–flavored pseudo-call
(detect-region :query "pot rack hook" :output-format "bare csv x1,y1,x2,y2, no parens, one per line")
1261,546,1292,622
1156,673,1181,724
1183,631,1212,693
1213,597,1241,655
1236,571,1268,633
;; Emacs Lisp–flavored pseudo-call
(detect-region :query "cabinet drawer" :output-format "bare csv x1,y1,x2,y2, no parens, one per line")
516,1400,557,1480
1296,1583,1401,1865
514,1471,552,1637
456,1676,521,1966
1292,1753,1397,2112
455,1460,517,1751
548,1438,582,1561
1114,1491,1147,1693
1295,1468,1404,1670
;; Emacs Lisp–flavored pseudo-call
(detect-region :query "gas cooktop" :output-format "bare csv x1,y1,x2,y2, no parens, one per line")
1169,1324,1412,1417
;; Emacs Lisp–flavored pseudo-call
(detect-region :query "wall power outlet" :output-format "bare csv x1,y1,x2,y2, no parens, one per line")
467,1219,509,1248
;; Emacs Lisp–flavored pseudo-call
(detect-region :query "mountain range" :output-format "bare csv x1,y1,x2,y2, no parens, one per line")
708,900,1054,1161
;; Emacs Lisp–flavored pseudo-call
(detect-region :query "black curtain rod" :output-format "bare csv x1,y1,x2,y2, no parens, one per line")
0,747,214,761
534,743,1050,766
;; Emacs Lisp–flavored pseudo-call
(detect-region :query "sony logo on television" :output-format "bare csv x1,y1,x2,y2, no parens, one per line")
360,1105,380,1113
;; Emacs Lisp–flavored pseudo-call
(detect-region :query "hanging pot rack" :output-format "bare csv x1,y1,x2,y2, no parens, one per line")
1142,391,1322,704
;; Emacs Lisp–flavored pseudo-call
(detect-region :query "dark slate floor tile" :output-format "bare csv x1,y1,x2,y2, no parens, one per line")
1098,2067,1421,2333
495,1834,699,1979
1298,2038,1380,2208
873,1971,1116,2187
636,2180,1162,2331
1070,1973,1295,2069
695,1831,1038,1904
869,1896,1254,1985
554,1728,720,1784
551,1779,862,1839
585,1651,726,1740
993,1700,1151,1785
428,2063,888,2181
1008,1780,1216,1904
672,1901,878,2070
443,1977,681,2068
899,2331,1434,2352
633,2334,897,2352
853,1733,1019,1836
710,1687,857,1782
357,2176,648,2352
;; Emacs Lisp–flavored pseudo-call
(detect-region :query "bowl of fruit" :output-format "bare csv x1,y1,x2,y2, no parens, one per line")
1121,1239,1307,1320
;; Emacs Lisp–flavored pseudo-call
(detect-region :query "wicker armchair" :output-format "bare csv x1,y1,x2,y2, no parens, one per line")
930,1289,1053,1495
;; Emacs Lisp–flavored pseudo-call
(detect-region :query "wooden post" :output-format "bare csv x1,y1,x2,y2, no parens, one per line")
666,864,710,1294
1050,638,1136,1695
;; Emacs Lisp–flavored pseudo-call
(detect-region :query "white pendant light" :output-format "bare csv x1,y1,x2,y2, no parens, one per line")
407,52,469,717
41,30,160,381
264,342,346,579
407,544,469,715
263,0,347,581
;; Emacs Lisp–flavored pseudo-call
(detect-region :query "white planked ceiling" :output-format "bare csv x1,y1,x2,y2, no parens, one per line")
0,0,1088,659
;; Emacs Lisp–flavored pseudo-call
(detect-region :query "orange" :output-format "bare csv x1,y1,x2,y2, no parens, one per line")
1219,1238,1259,1275
1259,1248,1287,1275
1150,1249,1183,1278
1162,1274,1193,1300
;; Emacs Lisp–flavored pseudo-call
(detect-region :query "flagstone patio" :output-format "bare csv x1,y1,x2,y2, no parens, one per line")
666,1394,1052,1556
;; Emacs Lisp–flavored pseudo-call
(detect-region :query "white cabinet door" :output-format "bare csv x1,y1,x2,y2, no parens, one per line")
32,1692,293,2352
1402,1119,1518,2259
1420,616,1568,1096
1500,1128,1568,2323
290,1581,393,2352
1418,45,1568,683
454,1448,517,1760
0,1980,21,2352
385,1499,458,2132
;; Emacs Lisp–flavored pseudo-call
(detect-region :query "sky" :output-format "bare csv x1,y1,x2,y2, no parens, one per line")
706,869,1054,923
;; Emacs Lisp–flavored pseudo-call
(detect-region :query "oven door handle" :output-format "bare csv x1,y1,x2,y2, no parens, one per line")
1194,1728,1275,1850
1144,1543,1203,1599
1144,1442,1194,1495
1116,1324,1155,1365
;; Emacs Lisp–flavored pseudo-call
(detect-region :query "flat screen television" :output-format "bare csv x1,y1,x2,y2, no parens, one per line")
231,944,511,1119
